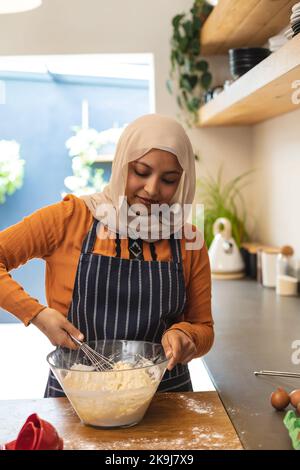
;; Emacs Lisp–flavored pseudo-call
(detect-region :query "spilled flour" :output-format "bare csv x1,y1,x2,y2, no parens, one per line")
178,395,215,416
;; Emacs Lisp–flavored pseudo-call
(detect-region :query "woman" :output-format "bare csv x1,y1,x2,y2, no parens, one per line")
0,114,214,395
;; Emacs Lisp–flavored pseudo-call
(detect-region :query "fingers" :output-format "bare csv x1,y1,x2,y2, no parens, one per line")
161,334,174,370
63,319,84,342
162,330,197,371
52,331,78,350
32,308,85,350
167,337,181,371
161,334,172,358
60,319,84,349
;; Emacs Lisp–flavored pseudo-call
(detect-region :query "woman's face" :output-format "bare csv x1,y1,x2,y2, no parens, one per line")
125,148,183,209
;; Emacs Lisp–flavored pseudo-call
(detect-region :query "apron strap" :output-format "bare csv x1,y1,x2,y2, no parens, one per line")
170,233,182,264
149,243,157,261
115,231,122,258
83,219,98,254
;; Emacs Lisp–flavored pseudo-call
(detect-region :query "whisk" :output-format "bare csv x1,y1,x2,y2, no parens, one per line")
254,370,300,378
69,335,115,371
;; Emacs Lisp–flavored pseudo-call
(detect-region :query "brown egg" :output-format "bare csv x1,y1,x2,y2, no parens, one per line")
270,387,290,410
296,402,300,415
289,389,300,408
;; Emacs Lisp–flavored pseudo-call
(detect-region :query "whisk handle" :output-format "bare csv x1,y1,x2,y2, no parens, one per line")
69,334,83,347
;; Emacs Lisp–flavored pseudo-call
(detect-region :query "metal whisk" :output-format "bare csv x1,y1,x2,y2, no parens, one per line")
254,370,300,378
70,335,115,371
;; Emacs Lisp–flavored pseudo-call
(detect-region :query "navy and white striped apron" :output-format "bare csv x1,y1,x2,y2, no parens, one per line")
45,218,193,397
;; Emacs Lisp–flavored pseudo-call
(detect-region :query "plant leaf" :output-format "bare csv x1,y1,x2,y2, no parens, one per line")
200,72,212,90
172,14,185,29
166,79,173,95
195,60,208,72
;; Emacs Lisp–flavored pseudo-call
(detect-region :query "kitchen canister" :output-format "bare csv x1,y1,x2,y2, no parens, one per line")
276,245,294,277
289,258,300,294
276,275,298,296
262,248,280,288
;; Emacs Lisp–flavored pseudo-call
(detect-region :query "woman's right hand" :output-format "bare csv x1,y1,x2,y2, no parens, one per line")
31,307,84,349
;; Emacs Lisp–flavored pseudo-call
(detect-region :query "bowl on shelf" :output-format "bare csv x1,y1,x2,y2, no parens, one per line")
47,339,168,428
229,47,271,79
229,47,271,57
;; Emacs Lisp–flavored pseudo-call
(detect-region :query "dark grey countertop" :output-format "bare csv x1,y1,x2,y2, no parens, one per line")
203,279,300,450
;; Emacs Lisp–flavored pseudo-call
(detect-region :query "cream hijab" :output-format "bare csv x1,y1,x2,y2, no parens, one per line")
81,114,196,242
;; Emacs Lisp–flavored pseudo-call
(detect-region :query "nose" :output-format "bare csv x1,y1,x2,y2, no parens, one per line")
144,175,160,198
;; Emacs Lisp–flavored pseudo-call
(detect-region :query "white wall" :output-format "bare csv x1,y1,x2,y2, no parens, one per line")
252,108,300,256
0,0,253,226
0,0,204,117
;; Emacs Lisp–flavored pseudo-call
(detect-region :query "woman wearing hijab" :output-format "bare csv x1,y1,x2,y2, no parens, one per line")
0,114,214,395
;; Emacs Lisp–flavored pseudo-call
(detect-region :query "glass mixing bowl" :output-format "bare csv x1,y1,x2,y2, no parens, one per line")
47,340,168,428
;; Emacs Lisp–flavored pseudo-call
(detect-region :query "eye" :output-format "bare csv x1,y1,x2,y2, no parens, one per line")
134,169,149,178
162,179,177,185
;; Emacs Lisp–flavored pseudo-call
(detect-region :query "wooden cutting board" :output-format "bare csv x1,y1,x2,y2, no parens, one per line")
0,392,242,450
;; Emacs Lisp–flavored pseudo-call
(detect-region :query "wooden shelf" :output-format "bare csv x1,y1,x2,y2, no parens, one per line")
198,34,300,126
201,0,295,55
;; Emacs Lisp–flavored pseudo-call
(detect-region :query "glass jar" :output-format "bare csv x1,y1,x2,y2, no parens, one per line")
276,246,294,277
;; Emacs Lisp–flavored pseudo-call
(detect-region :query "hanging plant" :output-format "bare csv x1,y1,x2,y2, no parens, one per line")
167,0,213,127
0,140,25,204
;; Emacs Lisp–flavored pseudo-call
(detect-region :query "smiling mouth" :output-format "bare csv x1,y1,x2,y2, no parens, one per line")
136,196,160,204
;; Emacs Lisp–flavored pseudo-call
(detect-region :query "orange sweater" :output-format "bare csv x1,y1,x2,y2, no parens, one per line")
0,195,214,357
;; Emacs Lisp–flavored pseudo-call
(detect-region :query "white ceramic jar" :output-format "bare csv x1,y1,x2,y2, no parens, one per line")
262,249,279,288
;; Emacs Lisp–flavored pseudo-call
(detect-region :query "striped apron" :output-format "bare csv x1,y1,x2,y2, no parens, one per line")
45,218,193,397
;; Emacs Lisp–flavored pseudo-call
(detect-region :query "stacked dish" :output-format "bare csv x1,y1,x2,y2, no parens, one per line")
268,34,287,52
284,2,300,39
291,2,300,36
229,47,271,79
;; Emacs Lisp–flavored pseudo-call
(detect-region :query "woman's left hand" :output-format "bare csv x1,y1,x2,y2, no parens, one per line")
161,330,197,371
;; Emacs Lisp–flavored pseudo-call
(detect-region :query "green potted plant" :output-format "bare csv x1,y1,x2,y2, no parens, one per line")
167,0,213,127
194,165,253,248
0,140,25,204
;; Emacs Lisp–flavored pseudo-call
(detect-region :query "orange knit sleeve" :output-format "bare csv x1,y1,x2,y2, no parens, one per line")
0,195,76,325
168,238,214,358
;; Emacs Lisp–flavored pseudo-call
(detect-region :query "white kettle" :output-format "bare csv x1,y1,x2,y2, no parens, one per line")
208,218,245,279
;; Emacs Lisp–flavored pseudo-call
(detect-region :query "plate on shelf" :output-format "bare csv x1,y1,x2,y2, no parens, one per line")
292,2,300,13
292,24,300,33
291,16,300,25
284,28,294,39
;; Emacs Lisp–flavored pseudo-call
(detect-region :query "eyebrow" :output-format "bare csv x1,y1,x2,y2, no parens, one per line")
134,161,182,175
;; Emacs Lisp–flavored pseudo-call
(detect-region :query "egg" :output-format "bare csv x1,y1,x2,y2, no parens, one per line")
289,389,300,408
296,402,300,415
270,387,290,410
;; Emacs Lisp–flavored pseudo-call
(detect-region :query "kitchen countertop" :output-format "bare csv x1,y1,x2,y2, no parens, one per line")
203,279,300,450
0,392,242,450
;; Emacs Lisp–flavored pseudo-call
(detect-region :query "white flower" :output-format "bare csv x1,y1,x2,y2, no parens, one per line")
0,139,25,204
64,175,87,191
64,124,126,196
0,140,20,162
